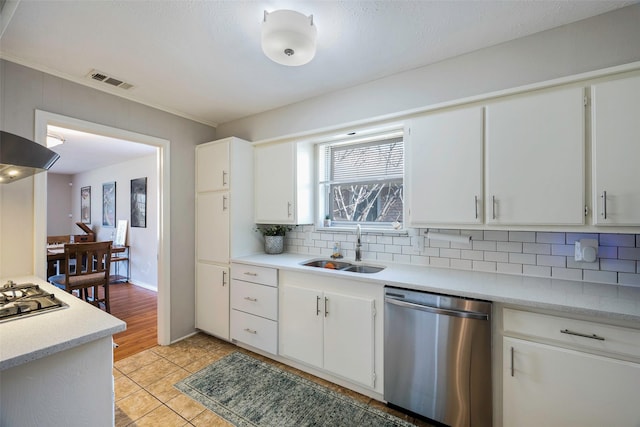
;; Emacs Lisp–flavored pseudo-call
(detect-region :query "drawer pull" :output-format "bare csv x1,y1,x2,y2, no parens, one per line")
244,296,258,302
560,329,605,341
244,328,257,334
243,272,258,276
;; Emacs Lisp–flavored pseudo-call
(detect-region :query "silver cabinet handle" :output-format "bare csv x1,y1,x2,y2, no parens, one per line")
324,297,329,317
474,195,478,219
601,191,607,219
222,195,228,211
510,346,515,377
244,296,257,302
244,328,257,334
560,329,605,341
491,195,496,220
222,270,227,286
222,170,228,186
287,202,292,217
243,272,258,276
316,295,321,316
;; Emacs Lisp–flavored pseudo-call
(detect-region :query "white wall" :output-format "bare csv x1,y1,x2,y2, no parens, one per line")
47,173,74,236
0,60,216,340
217,4,640,142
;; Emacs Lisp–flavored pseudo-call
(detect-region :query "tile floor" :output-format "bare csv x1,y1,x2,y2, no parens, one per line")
113,332,430,426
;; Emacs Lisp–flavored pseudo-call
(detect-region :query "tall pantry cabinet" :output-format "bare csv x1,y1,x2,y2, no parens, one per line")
195,137,261,339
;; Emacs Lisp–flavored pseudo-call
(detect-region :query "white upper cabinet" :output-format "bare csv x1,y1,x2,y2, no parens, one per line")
196,141,229,193
486,87,585,225
254,141,313,224
592,74,640,226
407,106,484,225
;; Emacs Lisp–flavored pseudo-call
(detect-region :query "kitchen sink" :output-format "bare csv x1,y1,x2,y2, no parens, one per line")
341,265,385,274
301,259,385,274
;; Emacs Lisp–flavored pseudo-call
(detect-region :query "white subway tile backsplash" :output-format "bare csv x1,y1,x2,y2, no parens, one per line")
461,250,484,261
509,253,536,265
597,246,618,259
523,265,551,277
583,270,618,284
523,243,551,255
551,267,583,281
484,230,508,241
497,241,523,253
618,273,640,286
536,232,565,244
497,262,522,274
473,240,497,251
287,227,638,287
600,233,636,247
600,258,636,273
440,248,461,259
473,260,496,272
451,259,472,270
484,251,509,263
551,244,574,256
619,247,640,261
430,257,450,268
537,255,566,268
509,231,536,243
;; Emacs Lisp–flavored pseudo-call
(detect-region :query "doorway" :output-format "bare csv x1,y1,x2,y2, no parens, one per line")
34,110,171,346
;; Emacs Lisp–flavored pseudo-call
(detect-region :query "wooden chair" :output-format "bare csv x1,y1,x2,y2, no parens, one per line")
48,241,113,313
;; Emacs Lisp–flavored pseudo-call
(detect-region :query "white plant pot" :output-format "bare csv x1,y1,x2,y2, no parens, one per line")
264,235,284,254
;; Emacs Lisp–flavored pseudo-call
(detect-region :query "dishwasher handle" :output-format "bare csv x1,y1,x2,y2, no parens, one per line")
385,296,489,321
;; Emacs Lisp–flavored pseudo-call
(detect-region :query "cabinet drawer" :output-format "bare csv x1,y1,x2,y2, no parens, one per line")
504,308,640,359
230,309,278,355
231,263,277,287
230,279,278,320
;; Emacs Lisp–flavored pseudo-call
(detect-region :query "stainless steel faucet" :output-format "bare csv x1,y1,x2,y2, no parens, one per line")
355,224,362,262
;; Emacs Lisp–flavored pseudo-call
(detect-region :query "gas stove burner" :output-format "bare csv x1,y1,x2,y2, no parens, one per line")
0,281,68,323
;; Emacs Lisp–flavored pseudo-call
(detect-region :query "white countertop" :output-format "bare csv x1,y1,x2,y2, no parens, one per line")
232,253,640,324
0,276,126,370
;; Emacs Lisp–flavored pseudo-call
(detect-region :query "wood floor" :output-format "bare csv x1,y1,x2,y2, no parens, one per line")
109,282,158,362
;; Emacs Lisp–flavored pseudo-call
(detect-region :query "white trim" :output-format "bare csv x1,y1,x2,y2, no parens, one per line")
33,110,171,346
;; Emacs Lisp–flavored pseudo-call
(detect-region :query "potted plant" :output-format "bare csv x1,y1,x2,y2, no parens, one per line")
324,214,331,227
255,224,293,254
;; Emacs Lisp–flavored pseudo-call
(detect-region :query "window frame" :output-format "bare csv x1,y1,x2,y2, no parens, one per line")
315,127,406,231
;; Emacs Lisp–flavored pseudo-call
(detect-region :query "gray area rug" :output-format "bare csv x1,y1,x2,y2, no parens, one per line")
175,351,415,427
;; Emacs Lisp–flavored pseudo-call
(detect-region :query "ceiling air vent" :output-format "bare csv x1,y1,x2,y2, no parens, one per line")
87,69,134,90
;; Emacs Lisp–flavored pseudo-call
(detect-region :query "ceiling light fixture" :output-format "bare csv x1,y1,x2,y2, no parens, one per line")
261,9,317,66
46,133,65,148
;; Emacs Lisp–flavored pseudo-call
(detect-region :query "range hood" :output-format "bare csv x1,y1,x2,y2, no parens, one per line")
0,131,60,184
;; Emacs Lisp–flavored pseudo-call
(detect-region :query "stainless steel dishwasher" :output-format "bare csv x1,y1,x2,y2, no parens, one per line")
384,286,492,427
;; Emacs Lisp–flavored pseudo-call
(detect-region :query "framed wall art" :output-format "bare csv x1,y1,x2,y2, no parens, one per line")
130,177,147,228
102,181,116,227
80,186,91,224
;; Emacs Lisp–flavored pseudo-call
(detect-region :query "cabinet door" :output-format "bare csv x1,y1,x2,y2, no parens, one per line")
196,191,230,264
196,141,229,193
279,284,323,368
503,337,640,427
592,75,640,225
196,263,229,339
254,143,296,223
323,291,375,387
408,107,484,225
486,87,585,225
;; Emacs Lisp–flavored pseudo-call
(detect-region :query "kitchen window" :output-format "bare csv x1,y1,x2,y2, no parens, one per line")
317,128,404,229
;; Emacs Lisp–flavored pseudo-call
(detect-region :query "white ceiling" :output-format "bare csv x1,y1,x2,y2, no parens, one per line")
0,1,636,173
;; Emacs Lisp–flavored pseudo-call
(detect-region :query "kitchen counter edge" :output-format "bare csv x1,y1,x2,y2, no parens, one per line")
0,276,126,371
232,253,640,324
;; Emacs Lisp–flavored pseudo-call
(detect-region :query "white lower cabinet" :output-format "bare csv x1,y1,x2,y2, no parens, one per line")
229,263,278,355
195,263,229,340
503,309,640,427
279,272,379,390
